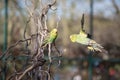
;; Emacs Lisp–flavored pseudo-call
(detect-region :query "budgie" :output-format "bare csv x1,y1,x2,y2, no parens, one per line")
42,28,58,47
70,29,103,52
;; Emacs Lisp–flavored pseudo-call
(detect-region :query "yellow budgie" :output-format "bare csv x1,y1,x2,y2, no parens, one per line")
70,30,103,52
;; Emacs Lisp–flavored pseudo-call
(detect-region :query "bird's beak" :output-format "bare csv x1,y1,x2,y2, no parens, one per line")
70,35,75,42
70,35,72,39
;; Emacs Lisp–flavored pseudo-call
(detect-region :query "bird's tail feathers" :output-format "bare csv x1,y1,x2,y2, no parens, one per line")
88,45,108,54
101,48,108,54
97,44,104,49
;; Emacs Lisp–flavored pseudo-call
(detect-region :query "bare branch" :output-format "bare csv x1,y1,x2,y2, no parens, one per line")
48,44,52,63
18,65,34,80
112,0,119,14
3,0,61,80
0,33,40,60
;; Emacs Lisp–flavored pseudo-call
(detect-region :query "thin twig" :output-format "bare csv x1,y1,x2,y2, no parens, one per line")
17,64,34,80
0,33,40,60
112,0,119,14
48,43,52,63
53,42,61,67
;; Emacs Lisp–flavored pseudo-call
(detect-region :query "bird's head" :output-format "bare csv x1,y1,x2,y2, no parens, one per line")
51,28,57,34
70,34,77,42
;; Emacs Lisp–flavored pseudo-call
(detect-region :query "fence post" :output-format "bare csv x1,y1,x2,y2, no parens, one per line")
88,0,94,80
3,0,8,52
2,0,8,80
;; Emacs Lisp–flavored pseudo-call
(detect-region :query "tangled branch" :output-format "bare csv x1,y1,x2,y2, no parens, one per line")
0,0,62,80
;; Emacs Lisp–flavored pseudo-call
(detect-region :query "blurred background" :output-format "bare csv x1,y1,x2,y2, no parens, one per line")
0,0,120,80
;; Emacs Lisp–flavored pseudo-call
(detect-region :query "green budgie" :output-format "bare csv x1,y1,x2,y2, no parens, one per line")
70,30,103,52
42,28,58,47
41,28,58,63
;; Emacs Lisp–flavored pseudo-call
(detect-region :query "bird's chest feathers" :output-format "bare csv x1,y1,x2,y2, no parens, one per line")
49,34,57,42
76,36,89,45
